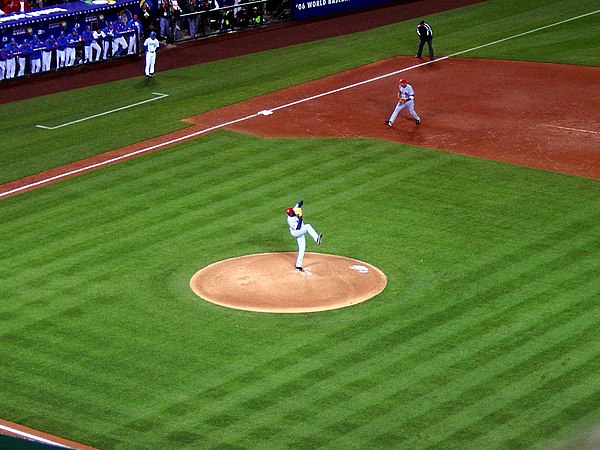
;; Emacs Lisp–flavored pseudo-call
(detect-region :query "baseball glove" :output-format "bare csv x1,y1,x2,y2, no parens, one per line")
293,207,303,218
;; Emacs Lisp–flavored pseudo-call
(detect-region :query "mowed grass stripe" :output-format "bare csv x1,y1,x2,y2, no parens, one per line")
180,225,596,440
154,262,597,446
238,268,596,442
426,340,600,448
320,294,600,448
1,137,445,287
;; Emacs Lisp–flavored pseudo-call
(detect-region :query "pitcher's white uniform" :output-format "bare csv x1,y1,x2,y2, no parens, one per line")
143,32,159,77
387,78,421,126
286,200,322,271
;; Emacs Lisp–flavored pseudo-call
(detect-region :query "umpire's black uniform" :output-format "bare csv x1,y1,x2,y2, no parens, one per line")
416,19,434,60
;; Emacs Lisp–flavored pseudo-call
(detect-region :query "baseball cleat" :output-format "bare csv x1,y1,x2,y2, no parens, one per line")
317,233,323,245
295,266,304,272
416,119,421,125
385,120,392,127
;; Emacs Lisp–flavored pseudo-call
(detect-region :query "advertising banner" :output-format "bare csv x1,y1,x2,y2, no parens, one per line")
292,0,399,20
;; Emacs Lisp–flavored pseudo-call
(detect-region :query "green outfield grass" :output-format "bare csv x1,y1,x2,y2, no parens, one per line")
1,0,599,448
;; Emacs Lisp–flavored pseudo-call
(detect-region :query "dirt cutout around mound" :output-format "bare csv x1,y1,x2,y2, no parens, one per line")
190,252,387,313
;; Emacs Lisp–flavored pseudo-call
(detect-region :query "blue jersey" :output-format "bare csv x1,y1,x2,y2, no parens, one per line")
30,39,43,59
67,32,79,47
57,34,68,50
19,43,32,58
81,30,94,45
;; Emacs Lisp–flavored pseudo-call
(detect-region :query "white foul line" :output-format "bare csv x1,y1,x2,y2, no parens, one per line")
3,8,599,199
1,113,258,198
0,424,74,449
36,92,169,130
543,124,599,135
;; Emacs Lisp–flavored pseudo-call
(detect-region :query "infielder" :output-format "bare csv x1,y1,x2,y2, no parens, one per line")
386,78,421,127
286,200,323,272
143,31,159,78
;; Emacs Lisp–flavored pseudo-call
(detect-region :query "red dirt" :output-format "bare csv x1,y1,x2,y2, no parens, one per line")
194,56,600,179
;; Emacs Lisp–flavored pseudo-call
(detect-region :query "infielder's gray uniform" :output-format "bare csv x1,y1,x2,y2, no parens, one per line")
386,78,421,126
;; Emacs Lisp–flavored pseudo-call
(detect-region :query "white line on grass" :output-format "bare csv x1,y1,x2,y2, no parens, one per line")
1,113,258,198
36,92,169,130
4,8,599,199
0,424,74,449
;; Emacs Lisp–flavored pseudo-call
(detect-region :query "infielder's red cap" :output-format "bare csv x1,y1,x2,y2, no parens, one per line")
398,78,407,84
286,207,294,216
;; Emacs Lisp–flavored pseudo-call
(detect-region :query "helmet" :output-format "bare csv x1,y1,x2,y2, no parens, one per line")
398,78,407,85
285,207,294,216
150,31,156,37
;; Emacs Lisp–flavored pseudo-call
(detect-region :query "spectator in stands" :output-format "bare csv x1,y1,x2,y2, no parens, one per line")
157,0,172,41
65,27,79,66
41,34,56,71
187,0,200,38
17,38,31,76
29,34,42,74
127,13,143,54
200,0,215,35
170,0,183,41
56,29,68,68
2,0,21,14
140,2,156,38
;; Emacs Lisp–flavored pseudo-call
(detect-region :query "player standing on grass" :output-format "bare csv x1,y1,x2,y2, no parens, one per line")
286,200,323,272
386,78,421,127
143,31,159,78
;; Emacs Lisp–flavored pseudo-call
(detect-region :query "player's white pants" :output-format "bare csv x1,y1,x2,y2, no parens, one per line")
66,47,76,66
31,58,41,74
128,33,138,54
102,41,110,59
89,42,101,61
17,57,26,76
112,37,127,56
57,49,66,68
389,99,420,124
145,51,156,76
5,58,16,78
290,223,319,268
42,51,52,71
0,61,5,80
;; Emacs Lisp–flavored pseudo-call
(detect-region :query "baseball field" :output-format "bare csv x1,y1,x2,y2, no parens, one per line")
1,0,599,448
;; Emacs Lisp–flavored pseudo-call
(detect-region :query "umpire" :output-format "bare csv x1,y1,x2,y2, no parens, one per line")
415,19,434,61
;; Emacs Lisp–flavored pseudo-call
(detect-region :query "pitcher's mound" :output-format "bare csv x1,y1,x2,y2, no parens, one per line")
190,252,387,313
